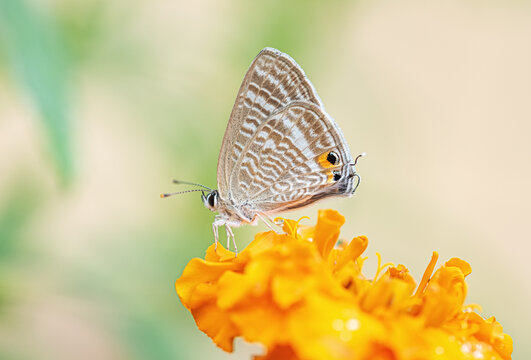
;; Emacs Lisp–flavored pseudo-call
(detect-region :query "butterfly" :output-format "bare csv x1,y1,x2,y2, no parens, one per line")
162,48,364,254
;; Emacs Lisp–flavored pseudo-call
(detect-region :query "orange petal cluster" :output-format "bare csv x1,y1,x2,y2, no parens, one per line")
175,209,512,360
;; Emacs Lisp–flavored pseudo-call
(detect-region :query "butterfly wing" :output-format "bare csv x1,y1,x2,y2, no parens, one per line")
231,101,356,214
217,48,323,198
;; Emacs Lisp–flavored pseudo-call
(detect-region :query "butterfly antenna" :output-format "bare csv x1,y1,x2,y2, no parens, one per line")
160,189,206,198
353,152,366,167
172,179,212,191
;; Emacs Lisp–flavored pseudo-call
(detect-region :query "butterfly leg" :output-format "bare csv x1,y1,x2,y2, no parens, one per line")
212,222,219,250
225,226,230,249
225,225,238,256
257,213,281,233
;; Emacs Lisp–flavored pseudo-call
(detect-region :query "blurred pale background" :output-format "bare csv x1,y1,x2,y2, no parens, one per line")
0,0,529,359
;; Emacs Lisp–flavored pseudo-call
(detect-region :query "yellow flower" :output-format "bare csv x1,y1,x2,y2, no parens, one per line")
175,209,513,360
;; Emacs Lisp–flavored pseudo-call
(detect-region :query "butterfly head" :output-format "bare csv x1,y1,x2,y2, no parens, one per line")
337,152,365,195
202,190,219,212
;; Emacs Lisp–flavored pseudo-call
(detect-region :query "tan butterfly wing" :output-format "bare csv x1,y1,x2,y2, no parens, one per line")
217,48,323,198
231,101,355,213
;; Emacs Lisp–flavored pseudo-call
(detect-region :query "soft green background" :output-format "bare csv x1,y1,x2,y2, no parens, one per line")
0,0,529,359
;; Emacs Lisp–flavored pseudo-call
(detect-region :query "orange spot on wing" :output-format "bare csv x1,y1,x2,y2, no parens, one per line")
318,151,339,169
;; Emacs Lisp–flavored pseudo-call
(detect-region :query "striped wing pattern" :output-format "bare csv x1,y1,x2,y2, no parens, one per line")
233,102,352,212
217,48,322,197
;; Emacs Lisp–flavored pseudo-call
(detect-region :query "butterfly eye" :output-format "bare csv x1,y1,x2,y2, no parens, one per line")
327,151,340,166
333,170,341,181
207,192,217,207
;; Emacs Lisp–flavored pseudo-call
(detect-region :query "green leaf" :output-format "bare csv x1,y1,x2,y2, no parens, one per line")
0,0,74,185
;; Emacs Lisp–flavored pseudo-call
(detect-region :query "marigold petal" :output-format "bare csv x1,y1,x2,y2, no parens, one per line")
272,274,309,309
359,276,415,313
245,231,287,258
387,264,416,288
254,345,299,360
497,334,513,359
445,258,472,277
364,343,397,360
230,298,290,347
287,293,384,360
333,235,368,272
298,224,315,242
414,251,439,297
471,315,513,359
217,271,254,309
335,261,370,296
175,258,242,309
187,282,219,309
314,209,345,260
421,266,468,326
205,243,252,263
191,301,238,352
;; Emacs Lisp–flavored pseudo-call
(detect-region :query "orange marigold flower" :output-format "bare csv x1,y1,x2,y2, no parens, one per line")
175,209,513,360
